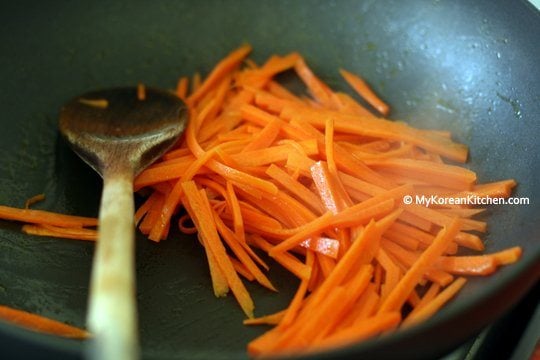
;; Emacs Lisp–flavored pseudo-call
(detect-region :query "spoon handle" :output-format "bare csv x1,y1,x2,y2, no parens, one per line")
87,171,139,360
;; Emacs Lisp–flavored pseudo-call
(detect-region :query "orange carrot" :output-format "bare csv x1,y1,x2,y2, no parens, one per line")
22,224,97,241
137,82,146,101
403,277,467,326
365,158,476,191
187,44,251,105
435,255,497,276
294,57,335,108
243,310,285,326
230,256,255,282
491,246,522,265
181,181,254,317
148,179,184,241
212,209,276,291
315,312,401,351
78,98,108,108
0,45,523,355
176,76,189,100
340,68,390,116
24,194,46,209
0,305,89,339
278,250,315,328
0,205,97,228
379,218,461,313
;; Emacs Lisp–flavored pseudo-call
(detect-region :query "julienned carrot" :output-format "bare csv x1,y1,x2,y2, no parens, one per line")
243,310,285,326
0,205,97,228
280,105,469,163
379,218,462,313
22,224,97,241
0,305,89,339
187,44,252,105
294,57,335,109
0,45,523,354
364,158,477,191
176,76,189,100
137,82,146,101
212,209,276,292
491,246,522,265
314,312,401,351
181,180,254,318
25,193,46,209
339,68,390,116
403,277,467,327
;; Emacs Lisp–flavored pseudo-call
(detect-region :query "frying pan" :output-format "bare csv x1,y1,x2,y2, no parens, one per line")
0,0,539,359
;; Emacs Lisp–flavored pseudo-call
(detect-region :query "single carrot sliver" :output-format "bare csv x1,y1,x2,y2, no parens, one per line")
0,305,90,339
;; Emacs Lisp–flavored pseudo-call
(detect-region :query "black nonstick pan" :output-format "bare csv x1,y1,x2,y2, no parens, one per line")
0,0,539,359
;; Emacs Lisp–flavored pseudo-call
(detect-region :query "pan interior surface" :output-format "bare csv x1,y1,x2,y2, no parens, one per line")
0,1,538,359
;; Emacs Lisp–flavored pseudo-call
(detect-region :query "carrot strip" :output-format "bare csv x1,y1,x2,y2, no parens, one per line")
316,252,336,279
134,192,158,226
24,194,46,209
315,312,401,351
176,76,189,100
22,224,97,241
134,160,195,190
310,161,352,214
0,205,97,228
365,158,476,191
491,246,522,265
0,305,90,339
178,213,197,234
280,105,468,162
294,57,334,108
382,240,454,286
301,237,340,259
200,234,229,297
241,117,282,152
231,141,317,167
230,256,255,282
270,197,394,256
314,265,373,340
181,181,254,317
411,282,441,314
139,192,165,236
376,247,402,300
212,211,276,292
279,250,315,329
379,218,461,313
250,235,312,281
435,255,497,276
403,277,467,327
137,83,146,101
325,117,337,175
247,326,284,356
333,92,373,116
148,179,183,241
383,230,420,251
243,310,285,326
225,181,245,243
265,164,325,215
340,68,390,116
271,287,348,351
187,44,252,105
299,220,383,320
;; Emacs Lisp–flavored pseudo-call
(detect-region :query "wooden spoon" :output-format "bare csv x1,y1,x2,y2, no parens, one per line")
59,87,187,360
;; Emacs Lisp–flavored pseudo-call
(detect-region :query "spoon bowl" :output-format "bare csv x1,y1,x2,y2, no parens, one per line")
60,87,186,176
59,86,187,360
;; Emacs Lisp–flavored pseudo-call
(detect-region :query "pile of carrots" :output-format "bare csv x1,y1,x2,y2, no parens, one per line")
0,44,522,356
